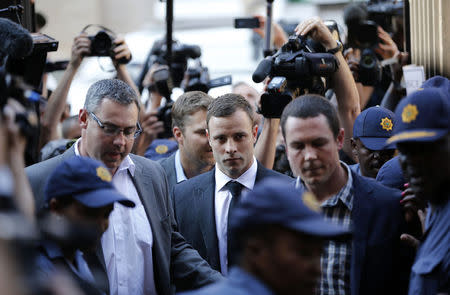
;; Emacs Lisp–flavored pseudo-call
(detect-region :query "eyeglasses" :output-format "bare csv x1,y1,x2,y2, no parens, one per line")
88,112,142,139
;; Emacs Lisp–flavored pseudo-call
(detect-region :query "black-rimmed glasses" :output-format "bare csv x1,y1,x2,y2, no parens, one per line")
88,111,142,139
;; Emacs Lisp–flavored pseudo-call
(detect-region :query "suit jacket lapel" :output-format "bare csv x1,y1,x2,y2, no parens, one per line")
195,168,221,269
350,172,373,295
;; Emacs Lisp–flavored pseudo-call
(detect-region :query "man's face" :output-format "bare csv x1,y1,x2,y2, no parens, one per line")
252,227,323,295
232,84,260,113
178,109,214,170
284,115,344,185
53,200,113,252
207,109,257,179
397,135,450,204
80,99,139,174
351,138,395,178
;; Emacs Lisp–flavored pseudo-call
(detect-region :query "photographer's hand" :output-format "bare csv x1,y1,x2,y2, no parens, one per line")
375,26,399,60
69,33,91,69
133,111,164,156
294,17,337,50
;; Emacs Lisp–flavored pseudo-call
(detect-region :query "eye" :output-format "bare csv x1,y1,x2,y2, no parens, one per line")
123,127,136,136
234,133,245,141
103,124,119,135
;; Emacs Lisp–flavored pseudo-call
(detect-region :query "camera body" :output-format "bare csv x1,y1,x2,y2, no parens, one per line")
348,20,382,86
88,30,113,57
253,35,339,118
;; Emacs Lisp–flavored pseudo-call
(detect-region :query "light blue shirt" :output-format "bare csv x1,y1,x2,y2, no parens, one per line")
178,267,274,295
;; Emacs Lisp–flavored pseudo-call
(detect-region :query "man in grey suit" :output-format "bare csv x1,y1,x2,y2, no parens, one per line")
159,91,215,192
172,94,291,275
26,79,221,295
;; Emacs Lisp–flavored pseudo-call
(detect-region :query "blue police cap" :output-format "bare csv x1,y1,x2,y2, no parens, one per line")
229,178,351,239
421,75,450,95
353,106,396,150
144,139,178,161
44,157,135,208
375,155,406,191
387,85,450,145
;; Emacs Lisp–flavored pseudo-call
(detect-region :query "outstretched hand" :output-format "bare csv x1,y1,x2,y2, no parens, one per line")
294,17,337,50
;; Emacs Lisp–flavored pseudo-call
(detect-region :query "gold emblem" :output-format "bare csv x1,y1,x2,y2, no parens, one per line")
380,117,393,131
302,192,321,212
402,104,419,123
96,166,112,182
155,145,169,155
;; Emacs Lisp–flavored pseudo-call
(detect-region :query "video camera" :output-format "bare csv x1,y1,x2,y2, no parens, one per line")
182,59,232,93
0,17,59,165
252,34,339,118
138,38,201,93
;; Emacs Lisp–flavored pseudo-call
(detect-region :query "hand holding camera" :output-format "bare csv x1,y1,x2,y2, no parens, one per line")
294,17,339,51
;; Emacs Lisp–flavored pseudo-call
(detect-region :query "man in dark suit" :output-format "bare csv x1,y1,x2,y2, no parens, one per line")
26,79,221,295
172,94,291,275
159,91,215,192
281,94,410,295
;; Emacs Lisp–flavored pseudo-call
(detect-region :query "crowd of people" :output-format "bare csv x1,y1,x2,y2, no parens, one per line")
0,2,449,295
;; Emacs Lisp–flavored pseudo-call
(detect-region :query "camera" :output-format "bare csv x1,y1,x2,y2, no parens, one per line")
182,59,232,93
82,25,129,64
156,100,174,139
138,38,202,92
252,34,339,118
348,20,382,86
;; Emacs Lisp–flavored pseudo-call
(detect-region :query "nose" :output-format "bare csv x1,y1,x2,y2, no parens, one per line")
304,145,317,161
112,132,127,146
372,151,380,159
225,139,237,154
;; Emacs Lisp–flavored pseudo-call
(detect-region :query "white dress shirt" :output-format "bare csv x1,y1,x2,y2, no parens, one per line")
214,157,257,275
75,139,158,295
174,150,188,183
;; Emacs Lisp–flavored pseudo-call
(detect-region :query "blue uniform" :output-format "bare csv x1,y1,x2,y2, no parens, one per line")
349,163,361,175
179,267,274,295
408,200,450,295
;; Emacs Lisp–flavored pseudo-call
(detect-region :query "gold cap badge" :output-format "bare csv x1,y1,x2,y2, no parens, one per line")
380,117,393,131
302,192,321,212
402,104,419,123
96,166,112,182
155,145,169,155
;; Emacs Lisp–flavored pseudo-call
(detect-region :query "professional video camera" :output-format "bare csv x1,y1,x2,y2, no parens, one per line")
0,17,58,165
182,59,232,93
252,34,339,118
138,38,201,93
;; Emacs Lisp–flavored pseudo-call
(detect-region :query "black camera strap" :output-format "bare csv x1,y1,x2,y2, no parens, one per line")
80,24,117,39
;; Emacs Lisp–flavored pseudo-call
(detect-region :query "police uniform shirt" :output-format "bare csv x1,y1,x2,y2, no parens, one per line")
408,199,450,295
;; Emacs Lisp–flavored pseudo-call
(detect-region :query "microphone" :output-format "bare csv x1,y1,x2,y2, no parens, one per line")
0,18,33,61
252,57,273,83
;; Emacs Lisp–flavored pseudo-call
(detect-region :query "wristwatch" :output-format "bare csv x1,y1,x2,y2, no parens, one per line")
327,40,343,55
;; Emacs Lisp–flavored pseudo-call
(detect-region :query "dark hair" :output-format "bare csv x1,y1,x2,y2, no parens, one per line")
171,91,213,132
280,94,340,139
84,79,140,113
206,93,255,127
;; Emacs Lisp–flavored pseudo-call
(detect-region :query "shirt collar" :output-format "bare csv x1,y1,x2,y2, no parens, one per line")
295,161,354,211
41,240,64,260
322,161,353,210
74,138,135,176
174,150,187,183
215,156,257,192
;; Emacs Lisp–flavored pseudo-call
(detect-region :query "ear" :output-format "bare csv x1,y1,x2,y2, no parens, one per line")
252,124,258,144
79,109,89,129
206,128,212,145
173,126,183,145
336,128,345,150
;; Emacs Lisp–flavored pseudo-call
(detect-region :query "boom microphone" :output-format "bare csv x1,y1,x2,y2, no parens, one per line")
252,56,273,83
0,18,33,62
